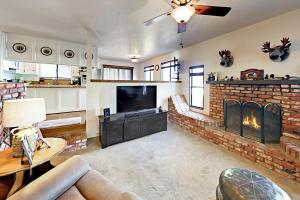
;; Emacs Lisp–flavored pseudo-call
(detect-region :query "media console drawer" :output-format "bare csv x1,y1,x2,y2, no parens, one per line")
99,109,168,148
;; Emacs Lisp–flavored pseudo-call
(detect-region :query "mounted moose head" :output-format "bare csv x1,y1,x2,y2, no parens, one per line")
262,37,291,62
219,50,234,67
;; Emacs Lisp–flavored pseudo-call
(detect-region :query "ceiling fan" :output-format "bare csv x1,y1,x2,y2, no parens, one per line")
144,0,231,33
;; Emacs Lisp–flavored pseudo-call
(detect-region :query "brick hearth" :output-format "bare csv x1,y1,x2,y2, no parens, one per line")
0,83,26,150
209,83,300,139
168,95,300,183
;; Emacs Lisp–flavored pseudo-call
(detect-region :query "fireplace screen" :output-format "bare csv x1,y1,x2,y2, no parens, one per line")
224,100,282,144
224,100,241,134
242,102,263,142
264,104,282,143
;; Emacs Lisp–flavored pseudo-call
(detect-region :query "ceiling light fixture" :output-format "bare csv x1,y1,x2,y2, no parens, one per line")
131,56,139,63
171,6,195,24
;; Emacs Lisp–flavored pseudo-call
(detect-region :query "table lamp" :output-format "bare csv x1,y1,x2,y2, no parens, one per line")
2,98,46,157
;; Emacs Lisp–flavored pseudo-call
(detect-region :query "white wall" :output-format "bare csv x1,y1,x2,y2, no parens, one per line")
138,9,300,115
86,82,181,138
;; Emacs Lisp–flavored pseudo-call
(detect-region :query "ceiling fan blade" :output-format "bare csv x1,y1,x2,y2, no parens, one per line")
178,23,187,33
143,11,171,26
194,5,231,17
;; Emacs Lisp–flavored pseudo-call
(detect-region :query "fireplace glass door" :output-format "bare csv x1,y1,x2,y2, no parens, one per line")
242,102,263,142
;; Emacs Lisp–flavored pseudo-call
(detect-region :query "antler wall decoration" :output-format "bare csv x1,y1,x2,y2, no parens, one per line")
262,37,291,62
219,50,234,67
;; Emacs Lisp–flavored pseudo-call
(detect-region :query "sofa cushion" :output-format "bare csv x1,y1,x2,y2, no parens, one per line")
118,192,143,200
76,170,122,200
8,155,91,200
57,186,86,200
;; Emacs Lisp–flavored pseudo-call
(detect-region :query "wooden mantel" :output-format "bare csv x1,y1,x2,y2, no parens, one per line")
206,80,300,85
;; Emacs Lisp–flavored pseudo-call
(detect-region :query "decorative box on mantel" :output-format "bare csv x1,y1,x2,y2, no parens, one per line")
207,80,300,139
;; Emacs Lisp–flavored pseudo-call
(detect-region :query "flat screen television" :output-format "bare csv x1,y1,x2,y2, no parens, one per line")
117,86,157,112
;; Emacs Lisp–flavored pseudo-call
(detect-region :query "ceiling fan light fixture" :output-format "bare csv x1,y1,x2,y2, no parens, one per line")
171,6,195,23
131,56,139,63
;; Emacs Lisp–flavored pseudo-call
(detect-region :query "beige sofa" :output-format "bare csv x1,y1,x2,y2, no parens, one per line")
8,155,143,200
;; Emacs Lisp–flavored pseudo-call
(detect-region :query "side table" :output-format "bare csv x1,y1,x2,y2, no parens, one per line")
0,138,67,198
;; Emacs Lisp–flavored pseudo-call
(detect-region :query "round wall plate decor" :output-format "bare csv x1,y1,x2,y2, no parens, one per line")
40,46,53,56
84,52,94,60
64,50,74,58
12,43,26,53
155,65,160,71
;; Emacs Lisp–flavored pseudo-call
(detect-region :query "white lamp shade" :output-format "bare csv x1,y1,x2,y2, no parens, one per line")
171,6,195,23
3,98,46,127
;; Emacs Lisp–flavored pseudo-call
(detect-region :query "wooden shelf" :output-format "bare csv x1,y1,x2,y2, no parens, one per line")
91,79,182,83
206,80,300,85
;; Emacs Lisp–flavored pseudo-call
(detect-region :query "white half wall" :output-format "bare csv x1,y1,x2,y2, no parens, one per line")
86,82,181,138
138,9,300,115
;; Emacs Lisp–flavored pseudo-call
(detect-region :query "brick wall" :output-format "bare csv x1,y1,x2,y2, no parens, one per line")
0,83,26,150
209,84,300,138
168,97,300,183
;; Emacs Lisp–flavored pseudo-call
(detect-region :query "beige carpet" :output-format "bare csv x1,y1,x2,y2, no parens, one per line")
74,124,300,200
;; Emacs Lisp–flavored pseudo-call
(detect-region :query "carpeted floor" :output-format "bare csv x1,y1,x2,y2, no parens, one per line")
72,124,300,200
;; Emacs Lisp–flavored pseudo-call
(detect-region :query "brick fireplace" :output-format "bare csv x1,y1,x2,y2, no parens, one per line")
0,82,26,151
169,87,300,183
209,80,300,139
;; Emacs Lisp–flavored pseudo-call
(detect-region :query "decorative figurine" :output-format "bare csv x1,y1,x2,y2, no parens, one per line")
224,76,228,81
158,106,163,112
208,72,218,81
262,37,291,62
285,75,290,80
219,50,234,67
270,74,275,79
264,74,269,80
240,69,264,80
230,76,234,81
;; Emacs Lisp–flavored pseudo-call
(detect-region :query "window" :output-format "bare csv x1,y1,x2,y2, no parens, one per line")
103,65,133,80
39,64,71,79
144,65,154,81
39,64,57,78
189,65,204,109
161,59,179,81
57,65,71,78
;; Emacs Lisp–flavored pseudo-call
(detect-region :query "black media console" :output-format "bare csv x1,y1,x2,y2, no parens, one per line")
99,109,168,148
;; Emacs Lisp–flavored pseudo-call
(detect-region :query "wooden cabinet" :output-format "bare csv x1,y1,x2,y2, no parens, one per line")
35,39,58,64
124,116,140,141
4,33,97,67
79,46,98,67
71,66,80,77
2,60,16,71
18,62,38,75
6,33,34,62
99,110,168,148
26,87,86,114
100,119,124,148
58,42,80,66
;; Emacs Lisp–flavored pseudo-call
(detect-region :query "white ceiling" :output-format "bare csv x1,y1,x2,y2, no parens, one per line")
0,0,300,62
